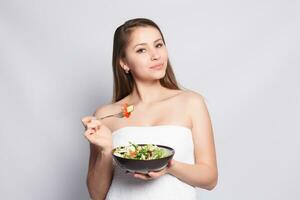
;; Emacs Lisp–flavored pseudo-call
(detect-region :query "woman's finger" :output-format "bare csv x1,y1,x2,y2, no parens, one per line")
81,116,95,126
87,120,102,130
148,169,166,179
133,173,153,180
84,129,96,138
148,171,160,178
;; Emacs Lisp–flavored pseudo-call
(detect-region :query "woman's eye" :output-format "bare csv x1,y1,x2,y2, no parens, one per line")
136,49,146,53
156,43,164,48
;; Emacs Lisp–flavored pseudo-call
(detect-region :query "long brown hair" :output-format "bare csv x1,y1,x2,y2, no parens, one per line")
112,18,180,103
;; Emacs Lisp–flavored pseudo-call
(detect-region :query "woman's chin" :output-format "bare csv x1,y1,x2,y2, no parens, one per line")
151,71,166,80
142,74,165,82
150,68,166,76
136,69,166,81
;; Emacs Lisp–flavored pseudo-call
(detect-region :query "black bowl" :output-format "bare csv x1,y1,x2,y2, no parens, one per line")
112,144,175,174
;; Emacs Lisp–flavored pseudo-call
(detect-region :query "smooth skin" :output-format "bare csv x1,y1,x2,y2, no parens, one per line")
82,26,218,200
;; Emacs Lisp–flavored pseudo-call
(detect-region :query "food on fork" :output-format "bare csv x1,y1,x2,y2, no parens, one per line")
122,103,134,118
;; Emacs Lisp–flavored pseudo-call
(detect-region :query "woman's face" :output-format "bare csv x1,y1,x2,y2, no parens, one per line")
120,26,168,81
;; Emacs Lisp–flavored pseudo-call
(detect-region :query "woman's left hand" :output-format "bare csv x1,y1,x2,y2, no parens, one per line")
132,159,174,180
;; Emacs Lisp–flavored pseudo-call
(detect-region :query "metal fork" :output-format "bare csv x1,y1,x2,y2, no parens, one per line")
96,111,125,120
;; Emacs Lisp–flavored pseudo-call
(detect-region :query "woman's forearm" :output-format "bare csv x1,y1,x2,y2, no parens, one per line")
87,151,113,200
167,160,218,190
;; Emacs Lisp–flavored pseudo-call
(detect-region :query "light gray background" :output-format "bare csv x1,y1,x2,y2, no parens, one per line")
1,0,299,199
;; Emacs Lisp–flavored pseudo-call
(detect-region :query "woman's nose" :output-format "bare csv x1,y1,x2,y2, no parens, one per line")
150,49,161,60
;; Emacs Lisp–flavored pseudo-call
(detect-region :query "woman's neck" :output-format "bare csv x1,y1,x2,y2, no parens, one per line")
129,80,167,105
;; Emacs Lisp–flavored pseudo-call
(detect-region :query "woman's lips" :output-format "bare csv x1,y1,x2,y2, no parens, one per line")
150,63,164,70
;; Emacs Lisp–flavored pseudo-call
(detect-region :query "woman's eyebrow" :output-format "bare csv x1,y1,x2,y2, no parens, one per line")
133,38,163,49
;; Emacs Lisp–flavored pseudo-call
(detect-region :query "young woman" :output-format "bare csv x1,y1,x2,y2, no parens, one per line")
82,18,218,200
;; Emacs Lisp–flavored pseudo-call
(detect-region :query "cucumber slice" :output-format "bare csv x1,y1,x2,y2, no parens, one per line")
126,105,134,113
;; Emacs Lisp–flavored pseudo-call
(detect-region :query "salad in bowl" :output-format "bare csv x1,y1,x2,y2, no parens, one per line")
112,142,175,174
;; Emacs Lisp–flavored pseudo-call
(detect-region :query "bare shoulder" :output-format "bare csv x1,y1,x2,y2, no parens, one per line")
176,89,205,106
93,102,123,119
179,90,208,118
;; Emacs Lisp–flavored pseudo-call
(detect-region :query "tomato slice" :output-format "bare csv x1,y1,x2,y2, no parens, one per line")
122,103,131,118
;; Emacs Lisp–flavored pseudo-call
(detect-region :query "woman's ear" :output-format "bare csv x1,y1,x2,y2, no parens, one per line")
119,59,130,72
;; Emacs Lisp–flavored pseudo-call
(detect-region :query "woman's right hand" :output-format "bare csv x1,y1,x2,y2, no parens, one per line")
81,116,113,153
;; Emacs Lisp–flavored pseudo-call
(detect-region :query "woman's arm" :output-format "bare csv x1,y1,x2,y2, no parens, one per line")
167,160,217,190
87,144,113,200
84,107,115,200
167,92,218,189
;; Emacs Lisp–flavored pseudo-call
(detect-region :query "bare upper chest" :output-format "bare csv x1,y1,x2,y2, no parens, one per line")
103,93,192,132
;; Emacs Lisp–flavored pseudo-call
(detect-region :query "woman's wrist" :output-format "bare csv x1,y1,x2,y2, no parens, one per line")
166,159,176,175
102,147,113,156
95,146,113,158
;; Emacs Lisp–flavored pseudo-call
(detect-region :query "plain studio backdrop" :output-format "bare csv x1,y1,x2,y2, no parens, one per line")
0,0,299,199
